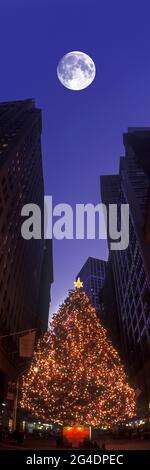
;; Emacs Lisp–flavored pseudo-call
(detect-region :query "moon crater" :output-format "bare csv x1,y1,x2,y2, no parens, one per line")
57,51,96,91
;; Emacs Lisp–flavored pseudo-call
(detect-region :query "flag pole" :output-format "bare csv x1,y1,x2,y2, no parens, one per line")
0,328,36,339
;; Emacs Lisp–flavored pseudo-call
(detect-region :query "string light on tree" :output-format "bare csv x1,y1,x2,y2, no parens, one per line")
20,281,136,428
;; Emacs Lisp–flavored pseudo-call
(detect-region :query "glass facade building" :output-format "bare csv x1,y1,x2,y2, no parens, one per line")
76,257,106,314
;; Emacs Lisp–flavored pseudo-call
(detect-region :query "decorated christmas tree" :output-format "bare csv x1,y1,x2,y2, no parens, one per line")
20,279,136,428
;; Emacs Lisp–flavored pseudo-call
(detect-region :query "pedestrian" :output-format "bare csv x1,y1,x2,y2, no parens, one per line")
93,440,100,449
102,442,106,450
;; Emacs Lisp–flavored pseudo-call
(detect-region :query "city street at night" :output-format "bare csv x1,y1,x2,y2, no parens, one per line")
1,0,150,465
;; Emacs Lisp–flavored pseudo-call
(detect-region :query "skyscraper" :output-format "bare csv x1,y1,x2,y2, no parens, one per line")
101,128,150,413
76,257,106,314
99,256,121,350
0,99,53,429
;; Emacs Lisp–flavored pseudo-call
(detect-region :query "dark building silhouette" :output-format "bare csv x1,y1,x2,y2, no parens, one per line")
0,99,53,429
76,257,107,314
101,128,150,414
99,256,121,350
37,240,53,332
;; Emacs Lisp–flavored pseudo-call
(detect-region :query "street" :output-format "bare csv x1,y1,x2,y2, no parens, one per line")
0,437,150,450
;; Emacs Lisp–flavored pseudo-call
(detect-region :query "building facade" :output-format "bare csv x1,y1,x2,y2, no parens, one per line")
99,256,121,350
100,128,150,414
0,99,53,429
76,257,107,314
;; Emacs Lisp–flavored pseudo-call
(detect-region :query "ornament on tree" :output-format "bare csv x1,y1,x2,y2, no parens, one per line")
20,280,136,428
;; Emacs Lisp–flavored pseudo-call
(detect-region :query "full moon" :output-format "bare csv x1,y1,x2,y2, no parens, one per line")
57,51,96,91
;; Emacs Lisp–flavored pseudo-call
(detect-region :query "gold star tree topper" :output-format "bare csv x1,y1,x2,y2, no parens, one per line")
74,277,83,289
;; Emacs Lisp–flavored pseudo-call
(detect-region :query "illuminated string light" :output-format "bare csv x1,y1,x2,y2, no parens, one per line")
20,289,136,427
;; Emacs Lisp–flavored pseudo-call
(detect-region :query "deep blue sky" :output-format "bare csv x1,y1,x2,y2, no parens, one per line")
1,0,150,315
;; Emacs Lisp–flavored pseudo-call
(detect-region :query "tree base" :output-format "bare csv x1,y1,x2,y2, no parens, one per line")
63,425,91,448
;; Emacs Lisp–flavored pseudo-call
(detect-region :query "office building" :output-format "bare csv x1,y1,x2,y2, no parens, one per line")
0,99,53,429
76,257,107,314
101,128,150,413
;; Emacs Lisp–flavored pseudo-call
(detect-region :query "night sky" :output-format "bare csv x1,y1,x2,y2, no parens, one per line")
1,0,150,315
